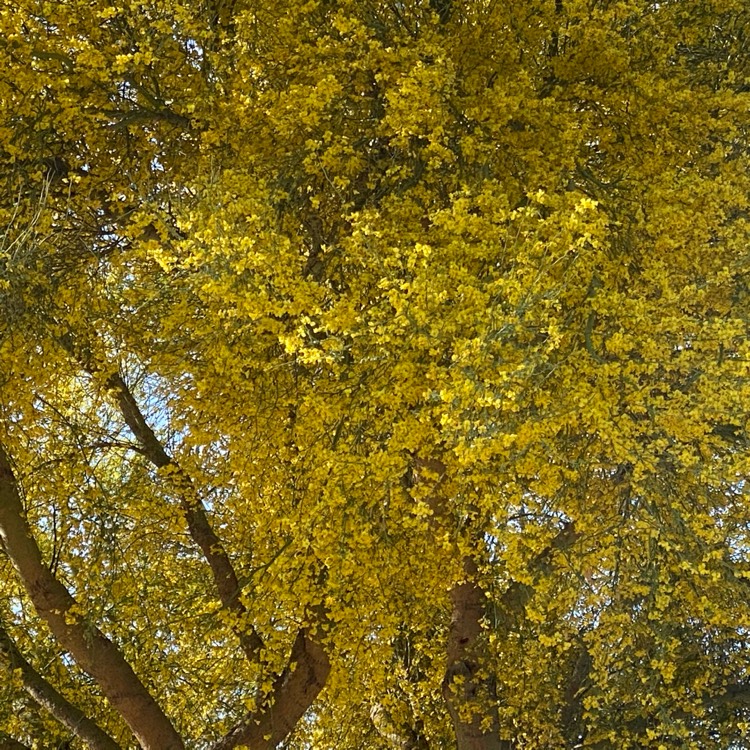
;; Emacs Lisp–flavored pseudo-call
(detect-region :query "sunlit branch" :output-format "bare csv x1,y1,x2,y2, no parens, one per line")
0,444,184,750
65,341,332,749
0,622,122,750
104,368,265,663
57,332,265,664
210,628,330,750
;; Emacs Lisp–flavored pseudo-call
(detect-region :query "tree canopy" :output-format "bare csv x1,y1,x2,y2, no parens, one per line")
1,0,749,748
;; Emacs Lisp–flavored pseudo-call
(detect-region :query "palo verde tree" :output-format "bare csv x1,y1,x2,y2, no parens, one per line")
1,0,749,748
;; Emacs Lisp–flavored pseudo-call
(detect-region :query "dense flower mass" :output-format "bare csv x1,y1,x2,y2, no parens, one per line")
1,1,749,748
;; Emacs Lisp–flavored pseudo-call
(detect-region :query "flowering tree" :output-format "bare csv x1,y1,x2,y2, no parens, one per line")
1,1,749,748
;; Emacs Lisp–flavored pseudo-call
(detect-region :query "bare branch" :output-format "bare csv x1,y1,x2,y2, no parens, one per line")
0,734,32,750
0,444,184,750
210,628,330,750
57,331,265,664
560,643,592,744
0,622,122,750
711,682,750,707
61,341,332,748
103,369,265,663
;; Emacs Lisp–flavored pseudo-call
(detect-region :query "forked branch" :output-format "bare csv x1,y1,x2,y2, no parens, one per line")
0,622,122,750
63,340,332,750
0,444,184,750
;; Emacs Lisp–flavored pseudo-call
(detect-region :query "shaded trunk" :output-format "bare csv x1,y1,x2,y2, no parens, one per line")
410,457,505,750
443,557,504,750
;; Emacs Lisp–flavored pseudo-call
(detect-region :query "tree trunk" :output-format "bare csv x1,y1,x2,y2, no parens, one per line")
443,558,504,750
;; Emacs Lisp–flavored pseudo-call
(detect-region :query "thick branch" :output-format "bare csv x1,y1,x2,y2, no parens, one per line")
560,643,592,743
0,622,122,750
57,329,266,666
0,444,184,750
711,682,750,707
103,370,264,662
210,629,330,750
61,342,331,747
413,457,577,750
84,355,331,748
0,735,32,750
